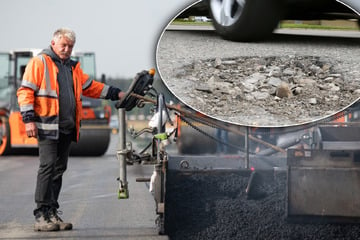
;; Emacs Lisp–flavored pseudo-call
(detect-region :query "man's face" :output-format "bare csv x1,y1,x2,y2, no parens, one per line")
51,36,74,60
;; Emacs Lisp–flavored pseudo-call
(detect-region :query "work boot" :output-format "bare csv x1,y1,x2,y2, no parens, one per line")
34,209,60,232
48,208,73,230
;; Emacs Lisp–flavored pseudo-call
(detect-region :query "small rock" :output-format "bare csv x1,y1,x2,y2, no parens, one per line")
283,68,295,76
242,82,256,93
293,87,302,95
309,64,321,74
207,76,216,85
195,96,206,104
324,77,334,82
327,95,339,101
328,83,340,92
268,77,282,87
318,84,329,90
244,94,255,101
251,91,270,100
214,58,222,68
245,72,266,84
269,70,282,78
322,64,331,72
353,89,360,95
255,65,266,72
195,85,213,93
222,60,237,65
298,78,316,85
276,82,292,98
329,73,342,78
193,60,202,71
308,98,317,105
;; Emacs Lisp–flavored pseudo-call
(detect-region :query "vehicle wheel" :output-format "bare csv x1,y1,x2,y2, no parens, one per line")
208,0,285,41
70,128,111,156
0,118,12,155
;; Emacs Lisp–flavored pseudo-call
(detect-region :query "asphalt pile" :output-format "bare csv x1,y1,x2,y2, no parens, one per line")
165,170,360,240
175,55,360,126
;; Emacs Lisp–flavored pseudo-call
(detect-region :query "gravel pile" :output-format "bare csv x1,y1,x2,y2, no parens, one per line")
165,170,360,240
174,55,360,127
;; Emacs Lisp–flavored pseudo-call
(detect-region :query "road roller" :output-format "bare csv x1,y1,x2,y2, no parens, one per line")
0,49,111,156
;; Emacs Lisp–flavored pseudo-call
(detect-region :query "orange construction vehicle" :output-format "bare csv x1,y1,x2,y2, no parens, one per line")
0,49,112,156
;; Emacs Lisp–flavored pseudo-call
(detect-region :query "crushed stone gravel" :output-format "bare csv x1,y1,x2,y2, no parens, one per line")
157,30,360,127
165,170,360,240
170,55,360,127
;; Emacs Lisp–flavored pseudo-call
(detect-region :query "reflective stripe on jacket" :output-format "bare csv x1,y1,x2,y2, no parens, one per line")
17,54,109,141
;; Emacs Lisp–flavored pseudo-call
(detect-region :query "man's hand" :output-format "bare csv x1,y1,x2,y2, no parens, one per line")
25,122,38,138
118,91,126,100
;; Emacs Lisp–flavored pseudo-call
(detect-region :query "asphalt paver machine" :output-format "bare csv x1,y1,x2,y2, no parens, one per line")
113,68,291,234
114,69,360,235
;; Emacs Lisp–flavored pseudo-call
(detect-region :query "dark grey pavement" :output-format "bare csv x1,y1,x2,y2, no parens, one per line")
0,134,168,239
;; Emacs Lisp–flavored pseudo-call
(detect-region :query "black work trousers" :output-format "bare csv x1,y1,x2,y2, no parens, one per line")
34,132,73,215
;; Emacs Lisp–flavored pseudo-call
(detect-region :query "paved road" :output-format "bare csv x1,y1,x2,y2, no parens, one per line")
0,134,168,240
166,24,360,38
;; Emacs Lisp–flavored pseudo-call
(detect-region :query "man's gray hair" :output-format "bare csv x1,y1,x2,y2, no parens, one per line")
53,28,76,43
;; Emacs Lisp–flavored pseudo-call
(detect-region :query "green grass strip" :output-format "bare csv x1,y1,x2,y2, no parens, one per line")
172,19,359,31
280,23,359,31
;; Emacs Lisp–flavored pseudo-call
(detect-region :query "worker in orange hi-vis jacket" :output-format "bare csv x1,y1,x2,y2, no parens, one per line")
17,27,125,232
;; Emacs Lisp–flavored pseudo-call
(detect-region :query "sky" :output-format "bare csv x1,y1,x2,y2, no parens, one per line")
0,0,197,78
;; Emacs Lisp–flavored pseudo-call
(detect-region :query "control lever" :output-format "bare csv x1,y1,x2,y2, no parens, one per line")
115,69,155,111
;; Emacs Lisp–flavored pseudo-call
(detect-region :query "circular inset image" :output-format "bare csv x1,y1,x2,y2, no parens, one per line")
156,0,360,127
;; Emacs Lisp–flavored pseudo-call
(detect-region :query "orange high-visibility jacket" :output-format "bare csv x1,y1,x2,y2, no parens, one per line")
17,54,109,141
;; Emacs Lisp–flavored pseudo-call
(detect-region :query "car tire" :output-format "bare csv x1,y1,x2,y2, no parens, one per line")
208,0,285,41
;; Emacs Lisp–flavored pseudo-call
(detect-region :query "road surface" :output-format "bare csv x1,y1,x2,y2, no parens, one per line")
0,134,167,240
